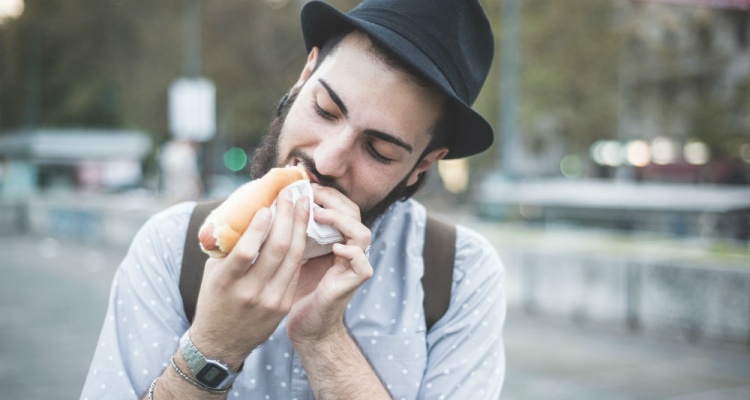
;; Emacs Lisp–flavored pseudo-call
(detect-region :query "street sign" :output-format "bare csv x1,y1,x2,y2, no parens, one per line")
168,77,216,142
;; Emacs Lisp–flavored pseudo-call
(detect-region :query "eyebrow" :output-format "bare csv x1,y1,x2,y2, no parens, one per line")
318,78,414,154
319,79,348,117
365,129,413,154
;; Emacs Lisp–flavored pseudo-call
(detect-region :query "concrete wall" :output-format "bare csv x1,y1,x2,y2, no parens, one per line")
24,195,167,249
500,248,750,346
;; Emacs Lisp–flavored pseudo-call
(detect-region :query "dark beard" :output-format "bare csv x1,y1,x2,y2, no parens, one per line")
250,88,415,228
359,175,411,227
249,89,298,180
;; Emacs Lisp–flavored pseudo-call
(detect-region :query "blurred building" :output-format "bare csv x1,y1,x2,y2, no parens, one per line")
0,128,152,198
0,129,155,243
613,0,750,184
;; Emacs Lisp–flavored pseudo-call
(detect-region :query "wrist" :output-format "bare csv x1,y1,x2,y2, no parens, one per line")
187,328,248,371
291,321,350,352
179,330,244,390
290,321,391,399
163,354,229,398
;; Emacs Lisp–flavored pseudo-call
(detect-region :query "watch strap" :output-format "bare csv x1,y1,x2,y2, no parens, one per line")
179,331,240,390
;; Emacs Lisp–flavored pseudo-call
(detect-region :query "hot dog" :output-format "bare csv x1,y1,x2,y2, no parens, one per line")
198,165,309,258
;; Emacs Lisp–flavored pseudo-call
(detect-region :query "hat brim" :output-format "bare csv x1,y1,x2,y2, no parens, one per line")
300,1,494,159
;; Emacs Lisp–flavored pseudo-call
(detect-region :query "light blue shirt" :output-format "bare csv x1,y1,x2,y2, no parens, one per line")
81,199,506,399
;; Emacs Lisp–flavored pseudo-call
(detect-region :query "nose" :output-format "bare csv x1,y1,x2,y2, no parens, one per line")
313,128,356,178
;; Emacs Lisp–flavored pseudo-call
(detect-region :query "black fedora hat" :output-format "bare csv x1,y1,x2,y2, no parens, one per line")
300,0,495,159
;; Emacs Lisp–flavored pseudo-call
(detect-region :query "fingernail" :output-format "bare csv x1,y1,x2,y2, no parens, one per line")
300,196,310,210
284,189,293,200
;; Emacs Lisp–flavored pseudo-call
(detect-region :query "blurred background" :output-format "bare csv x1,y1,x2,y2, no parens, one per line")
1,0,749,399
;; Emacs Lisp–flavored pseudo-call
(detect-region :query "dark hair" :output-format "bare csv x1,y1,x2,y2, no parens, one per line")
314,29,455,199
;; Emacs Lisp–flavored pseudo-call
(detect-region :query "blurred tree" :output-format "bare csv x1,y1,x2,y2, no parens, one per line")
202,0,356,149
518,0,620,158
0,0,359,145
469,0,621,178
0,0,180,137
0,0,622,176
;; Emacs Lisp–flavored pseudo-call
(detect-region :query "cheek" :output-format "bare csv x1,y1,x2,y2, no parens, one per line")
347,168,401,208
277,109,320,159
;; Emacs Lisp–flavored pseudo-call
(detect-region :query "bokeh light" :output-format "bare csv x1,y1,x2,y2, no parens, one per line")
740,143,750,163
590,140,624,167
684,140,710,165
0,0,24,23
626,140,651,167
438,159,469,194
223,147,247,172
650,137,677,165
560,154,583,178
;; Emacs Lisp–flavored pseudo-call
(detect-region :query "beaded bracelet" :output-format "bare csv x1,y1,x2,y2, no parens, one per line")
169,356,232,395
147,377,159,400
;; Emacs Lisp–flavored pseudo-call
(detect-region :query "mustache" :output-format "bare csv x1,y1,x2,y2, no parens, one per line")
290,149,349,197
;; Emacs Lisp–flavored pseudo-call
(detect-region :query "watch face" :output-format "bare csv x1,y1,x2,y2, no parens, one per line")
196,362,230,388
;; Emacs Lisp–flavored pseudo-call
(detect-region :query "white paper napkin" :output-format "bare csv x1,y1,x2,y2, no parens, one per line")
270,180,344,260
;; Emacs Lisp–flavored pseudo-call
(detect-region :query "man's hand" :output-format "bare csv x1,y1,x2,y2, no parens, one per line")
189,188,311,369
286,184,390,400
286,183,373,344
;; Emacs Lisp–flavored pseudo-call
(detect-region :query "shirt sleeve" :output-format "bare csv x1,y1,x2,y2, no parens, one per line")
80,202,194,400
419,225,507,400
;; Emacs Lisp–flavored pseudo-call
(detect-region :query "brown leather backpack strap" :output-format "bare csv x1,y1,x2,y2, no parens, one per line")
180,199,223,324
422,214,457,330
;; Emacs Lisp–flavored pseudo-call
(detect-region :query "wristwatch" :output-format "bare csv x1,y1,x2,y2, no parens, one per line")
179,331,242,390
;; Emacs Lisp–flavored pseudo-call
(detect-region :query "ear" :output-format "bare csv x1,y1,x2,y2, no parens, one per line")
406,147,450,187
295,47,320,87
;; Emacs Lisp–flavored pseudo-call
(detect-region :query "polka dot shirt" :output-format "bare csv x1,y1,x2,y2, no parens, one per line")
81,199,506,399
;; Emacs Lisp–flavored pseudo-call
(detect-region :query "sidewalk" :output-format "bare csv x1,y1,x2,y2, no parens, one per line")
504,312,750,399
1,233,749,399
0,235,124,399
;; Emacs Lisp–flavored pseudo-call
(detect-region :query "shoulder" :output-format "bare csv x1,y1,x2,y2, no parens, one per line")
141,201,196,233
135,201,197,245
126,201,197,277
422,208,506,339
453,223,504,281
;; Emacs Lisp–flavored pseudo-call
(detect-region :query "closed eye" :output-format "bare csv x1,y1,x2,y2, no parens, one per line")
366,142,394,165
313,100,336,121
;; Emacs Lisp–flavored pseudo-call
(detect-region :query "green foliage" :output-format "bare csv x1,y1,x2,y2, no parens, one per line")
471,0,621,169
1,0,619,156
518,0,620,153
0,0,358,146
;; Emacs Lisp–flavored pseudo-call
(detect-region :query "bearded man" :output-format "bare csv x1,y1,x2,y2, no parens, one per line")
82,0,506,399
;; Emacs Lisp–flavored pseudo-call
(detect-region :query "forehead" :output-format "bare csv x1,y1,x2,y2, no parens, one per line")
309,33,445,147
320,32,437,92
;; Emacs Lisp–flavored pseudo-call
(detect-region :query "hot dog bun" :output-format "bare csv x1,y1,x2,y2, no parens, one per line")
198,165,309,258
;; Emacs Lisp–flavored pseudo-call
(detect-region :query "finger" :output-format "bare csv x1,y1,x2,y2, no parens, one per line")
267,196,310,294
312,184,360,221
313,205,371,249
331,243,374,287
223,207,273,277
251,188,299,282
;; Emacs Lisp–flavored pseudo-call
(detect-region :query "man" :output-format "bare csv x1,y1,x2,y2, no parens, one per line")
82,0,505,399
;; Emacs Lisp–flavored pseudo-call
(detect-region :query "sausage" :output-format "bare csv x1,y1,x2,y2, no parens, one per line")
198,165,309,258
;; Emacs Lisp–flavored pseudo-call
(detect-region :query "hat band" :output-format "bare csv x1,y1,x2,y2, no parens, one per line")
351,8,470,102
